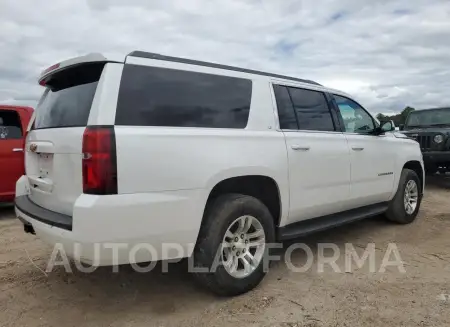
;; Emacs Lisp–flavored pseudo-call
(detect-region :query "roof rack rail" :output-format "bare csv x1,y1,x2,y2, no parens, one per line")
127,51,321,86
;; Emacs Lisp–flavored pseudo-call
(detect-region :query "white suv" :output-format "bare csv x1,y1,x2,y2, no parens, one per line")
15,51,424,296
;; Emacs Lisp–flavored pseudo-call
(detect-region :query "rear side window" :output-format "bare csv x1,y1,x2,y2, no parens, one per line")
115,65,252,128
288,87,335,132
34,63,104,129
0,110,22,139
273,85,298,129
274,85,335,132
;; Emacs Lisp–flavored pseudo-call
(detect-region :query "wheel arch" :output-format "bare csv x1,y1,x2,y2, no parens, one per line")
403,160,425,194
203,174,284,229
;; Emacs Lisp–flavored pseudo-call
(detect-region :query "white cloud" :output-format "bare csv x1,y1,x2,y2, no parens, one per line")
0,0,450,114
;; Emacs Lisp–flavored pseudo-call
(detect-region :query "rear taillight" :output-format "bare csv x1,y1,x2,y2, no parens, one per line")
82,126,117,195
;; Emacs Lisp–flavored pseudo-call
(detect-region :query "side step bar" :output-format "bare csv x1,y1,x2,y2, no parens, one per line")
278,202,389,241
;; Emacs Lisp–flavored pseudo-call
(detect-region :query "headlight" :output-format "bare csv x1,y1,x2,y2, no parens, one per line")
434,134,444,144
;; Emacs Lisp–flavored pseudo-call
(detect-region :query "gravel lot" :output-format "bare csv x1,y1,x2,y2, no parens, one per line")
1,176,450,327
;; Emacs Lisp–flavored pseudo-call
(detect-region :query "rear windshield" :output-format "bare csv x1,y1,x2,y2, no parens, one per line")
34,63,104,129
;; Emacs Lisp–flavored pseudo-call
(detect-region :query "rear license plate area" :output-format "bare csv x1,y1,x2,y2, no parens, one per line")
38,153,53,178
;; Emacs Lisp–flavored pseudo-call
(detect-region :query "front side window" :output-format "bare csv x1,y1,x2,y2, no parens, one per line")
333,95,375,133
0,110,22,139
116,65,252,128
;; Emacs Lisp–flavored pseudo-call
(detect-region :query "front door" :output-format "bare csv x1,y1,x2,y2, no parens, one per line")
0,109,25,200
332,94,395,207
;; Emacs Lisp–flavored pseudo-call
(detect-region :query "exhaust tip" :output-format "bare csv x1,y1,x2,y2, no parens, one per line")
23,223,35,235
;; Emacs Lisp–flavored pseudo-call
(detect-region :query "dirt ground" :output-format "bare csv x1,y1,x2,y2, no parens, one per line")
1,176,450,327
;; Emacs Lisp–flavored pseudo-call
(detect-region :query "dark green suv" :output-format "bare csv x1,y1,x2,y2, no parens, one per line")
401,107,450,174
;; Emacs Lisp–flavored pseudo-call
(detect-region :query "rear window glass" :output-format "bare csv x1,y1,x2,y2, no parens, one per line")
34,63,103,129
115,65,252,128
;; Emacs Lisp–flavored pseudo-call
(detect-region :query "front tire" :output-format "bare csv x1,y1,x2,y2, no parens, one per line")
193,194,275,296
385,168,422,224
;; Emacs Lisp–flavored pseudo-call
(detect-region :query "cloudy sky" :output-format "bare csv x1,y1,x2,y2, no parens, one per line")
1,0,449,114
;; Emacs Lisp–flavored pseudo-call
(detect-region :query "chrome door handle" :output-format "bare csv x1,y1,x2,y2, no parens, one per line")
352,147,364,151
291,145,310,151
12,148,23,152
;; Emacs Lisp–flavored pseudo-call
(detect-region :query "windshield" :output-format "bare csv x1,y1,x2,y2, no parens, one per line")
405,108,450,128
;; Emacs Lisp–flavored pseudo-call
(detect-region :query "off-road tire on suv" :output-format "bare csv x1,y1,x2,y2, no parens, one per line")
385,169,422,224
193,194,275,296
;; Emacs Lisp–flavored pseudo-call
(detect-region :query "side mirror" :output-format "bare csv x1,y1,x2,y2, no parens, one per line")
399,124,404,131
382,120,395,132
376,120,395,135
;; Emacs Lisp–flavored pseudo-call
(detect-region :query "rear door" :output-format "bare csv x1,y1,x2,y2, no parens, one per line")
26,62,108,215
273,85,351,224
0,109,25,199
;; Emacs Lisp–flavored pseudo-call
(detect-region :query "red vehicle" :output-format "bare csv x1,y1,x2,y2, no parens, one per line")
0,105,34,202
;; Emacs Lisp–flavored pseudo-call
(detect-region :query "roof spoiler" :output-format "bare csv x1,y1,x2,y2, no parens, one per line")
38,53,114,86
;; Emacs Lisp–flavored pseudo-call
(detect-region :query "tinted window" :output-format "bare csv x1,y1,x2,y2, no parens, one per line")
288,87,335,131
333,95,375,133
116,65,252,128
273,85,298,129
34,64,103,129
0,110,22,139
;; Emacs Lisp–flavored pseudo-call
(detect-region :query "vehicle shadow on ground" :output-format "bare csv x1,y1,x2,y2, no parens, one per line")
426,173,450,189
0,203,15,220
30,215,393,321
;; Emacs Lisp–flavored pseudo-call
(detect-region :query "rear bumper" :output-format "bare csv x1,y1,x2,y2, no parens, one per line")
15,177,207,265
15,196,72,230
423,152,450,164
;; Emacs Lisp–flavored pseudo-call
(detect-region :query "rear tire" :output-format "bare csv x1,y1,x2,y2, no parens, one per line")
385,168,422,224
193,194,275,296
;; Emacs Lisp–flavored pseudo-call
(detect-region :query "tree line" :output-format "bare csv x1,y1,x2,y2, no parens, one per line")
376,107,415,126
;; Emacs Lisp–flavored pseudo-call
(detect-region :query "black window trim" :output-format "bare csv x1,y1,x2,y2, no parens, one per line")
272,84,341,133
330,93,379,135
